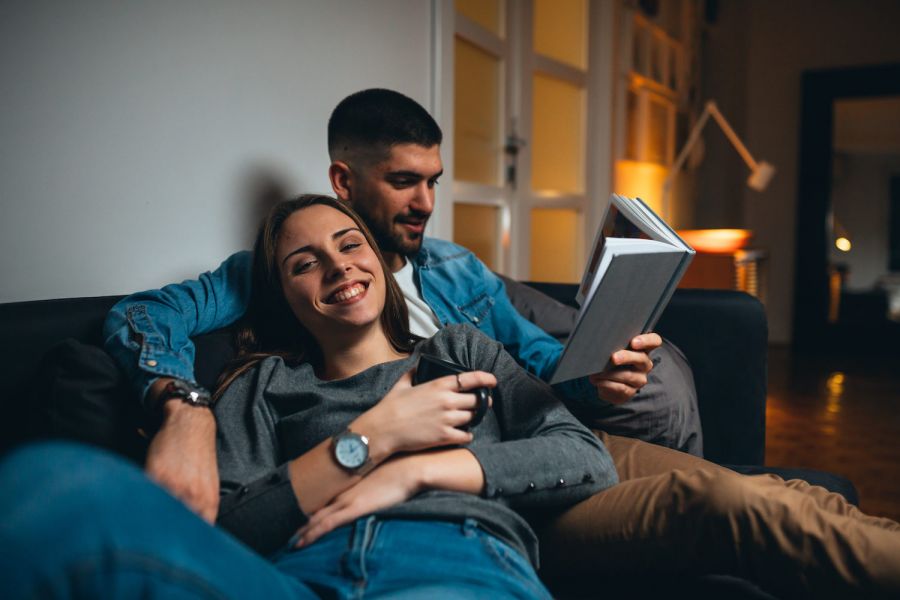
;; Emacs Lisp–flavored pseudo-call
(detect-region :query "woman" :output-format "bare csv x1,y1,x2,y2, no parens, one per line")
201,194,617,596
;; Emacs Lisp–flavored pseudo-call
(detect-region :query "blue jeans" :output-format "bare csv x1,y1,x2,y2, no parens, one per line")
0,442,551,599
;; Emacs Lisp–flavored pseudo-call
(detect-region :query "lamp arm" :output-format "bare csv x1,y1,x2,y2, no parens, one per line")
667,102,714,189
661,100,766,218
662,101,714,218
707,101,760,171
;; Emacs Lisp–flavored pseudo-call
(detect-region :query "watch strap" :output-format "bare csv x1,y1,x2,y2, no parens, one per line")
157,379,213,410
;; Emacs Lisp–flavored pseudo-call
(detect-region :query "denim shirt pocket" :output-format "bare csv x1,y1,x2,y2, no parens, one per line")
126,305,163,346
458,292,495,332
125,304,188,377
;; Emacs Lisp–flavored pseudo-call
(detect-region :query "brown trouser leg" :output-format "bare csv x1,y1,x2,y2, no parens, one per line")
537,433,900,599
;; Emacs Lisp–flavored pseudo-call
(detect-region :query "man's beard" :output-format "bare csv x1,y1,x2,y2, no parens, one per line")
359,208,426,258
376,221,424,257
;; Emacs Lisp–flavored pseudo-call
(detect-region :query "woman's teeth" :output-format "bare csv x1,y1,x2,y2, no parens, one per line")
330,283,365,303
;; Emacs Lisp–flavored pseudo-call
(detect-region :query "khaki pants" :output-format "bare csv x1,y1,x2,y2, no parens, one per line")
537,433,900,599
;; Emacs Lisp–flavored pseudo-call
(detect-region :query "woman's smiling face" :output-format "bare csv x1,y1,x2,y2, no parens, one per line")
275,204,386,342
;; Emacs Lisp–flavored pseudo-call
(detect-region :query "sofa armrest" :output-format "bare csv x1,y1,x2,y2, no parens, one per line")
656,290,767,465
0,296,123,453
519,284,768,465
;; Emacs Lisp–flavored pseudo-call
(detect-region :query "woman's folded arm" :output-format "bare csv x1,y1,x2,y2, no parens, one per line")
464,330,619,508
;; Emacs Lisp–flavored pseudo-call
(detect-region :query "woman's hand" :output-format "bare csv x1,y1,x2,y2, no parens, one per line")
294,455,423,547
351,369,496,462
293,448,483,547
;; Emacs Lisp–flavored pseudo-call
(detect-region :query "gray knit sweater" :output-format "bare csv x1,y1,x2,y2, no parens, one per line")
214,324,617,565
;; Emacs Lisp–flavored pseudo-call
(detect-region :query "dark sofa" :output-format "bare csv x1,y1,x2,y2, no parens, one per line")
0,285,857,599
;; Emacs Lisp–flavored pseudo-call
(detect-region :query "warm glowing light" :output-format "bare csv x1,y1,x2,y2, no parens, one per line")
826,372,845,393
677,229,753,254
614,160,668,217
824,372,844,419
835,237,852,252
828,270,843,323
828,372,845,385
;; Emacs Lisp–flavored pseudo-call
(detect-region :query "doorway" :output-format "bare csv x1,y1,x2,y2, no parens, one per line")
794,63,900,354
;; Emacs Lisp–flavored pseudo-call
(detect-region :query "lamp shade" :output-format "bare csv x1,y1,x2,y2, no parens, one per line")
747,161,776,192
677,228,753,254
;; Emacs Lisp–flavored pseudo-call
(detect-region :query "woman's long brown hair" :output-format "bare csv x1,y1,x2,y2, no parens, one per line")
214,194,417,399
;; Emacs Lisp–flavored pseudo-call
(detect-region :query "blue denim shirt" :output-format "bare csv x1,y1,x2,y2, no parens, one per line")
103,238,595,407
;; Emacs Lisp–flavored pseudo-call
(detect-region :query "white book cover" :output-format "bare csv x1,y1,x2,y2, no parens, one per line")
550,195,695,385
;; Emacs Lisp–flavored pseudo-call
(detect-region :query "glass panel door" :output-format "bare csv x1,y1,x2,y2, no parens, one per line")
448,0,610,283
531,73,585,194
454,38,502,186
456,0,504,37
454,203,501,270
530,207,583,282
529,0,589,282
533,0,587,69
452,0,508,271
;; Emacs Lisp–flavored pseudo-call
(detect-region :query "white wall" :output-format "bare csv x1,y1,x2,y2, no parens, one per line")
0,0,434,302
701,0,900,343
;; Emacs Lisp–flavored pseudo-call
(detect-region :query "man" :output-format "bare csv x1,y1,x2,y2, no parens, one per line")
103,88,701,522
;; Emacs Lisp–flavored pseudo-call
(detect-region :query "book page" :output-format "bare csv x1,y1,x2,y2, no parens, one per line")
577,197,658,305
631,197,691,250
610,195,663,241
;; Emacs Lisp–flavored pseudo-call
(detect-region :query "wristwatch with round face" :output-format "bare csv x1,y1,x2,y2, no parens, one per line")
332,429,373,474
157,379,213,410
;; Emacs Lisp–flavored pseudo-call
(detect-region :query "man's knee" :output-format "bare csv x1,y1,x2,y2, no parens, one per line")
672,470,753,523
0,441,151,529
3,440,140,485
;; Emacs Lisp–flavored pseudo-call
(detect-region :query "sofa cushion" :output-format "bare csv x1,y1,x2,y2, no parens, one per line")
33,338,146,462
497,274,577,342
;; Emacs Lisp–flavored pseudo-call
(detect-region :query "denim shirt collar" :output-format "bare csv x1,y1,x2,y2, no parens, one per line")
411,238,472,271
411,244,431,268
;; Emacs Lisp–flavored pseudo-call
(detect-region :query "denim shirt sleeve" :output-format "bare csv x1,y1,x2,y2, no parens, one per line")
102,251,253,407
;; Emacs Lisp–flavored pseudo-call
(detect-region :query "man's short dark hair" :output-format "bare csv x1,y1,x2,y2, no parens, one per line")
327,88,443,167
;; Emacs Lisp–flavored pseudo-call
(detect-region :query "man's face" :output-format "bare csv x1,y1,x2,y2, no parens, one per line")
347,143,443,263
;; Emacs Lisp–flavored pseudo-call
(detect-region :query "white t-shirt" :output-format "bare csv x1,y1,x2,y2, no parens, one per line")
394,259,441,338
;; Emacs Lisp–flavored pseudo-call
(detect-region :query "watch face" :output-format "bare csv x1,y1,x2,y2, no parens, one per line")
334,433,368,470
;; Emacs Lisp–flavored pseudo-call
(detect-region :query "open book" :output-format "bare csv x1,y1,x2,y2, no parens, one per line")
549,194,695,385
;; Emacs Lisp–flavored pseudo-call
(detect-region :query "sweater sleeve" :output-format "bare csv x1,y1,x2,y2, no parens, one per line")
213,359,308,555
461,328,619,508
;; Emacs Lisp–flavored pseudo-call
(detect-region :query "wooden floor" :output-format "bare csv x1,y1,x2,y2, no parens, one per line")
765,345,900,521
